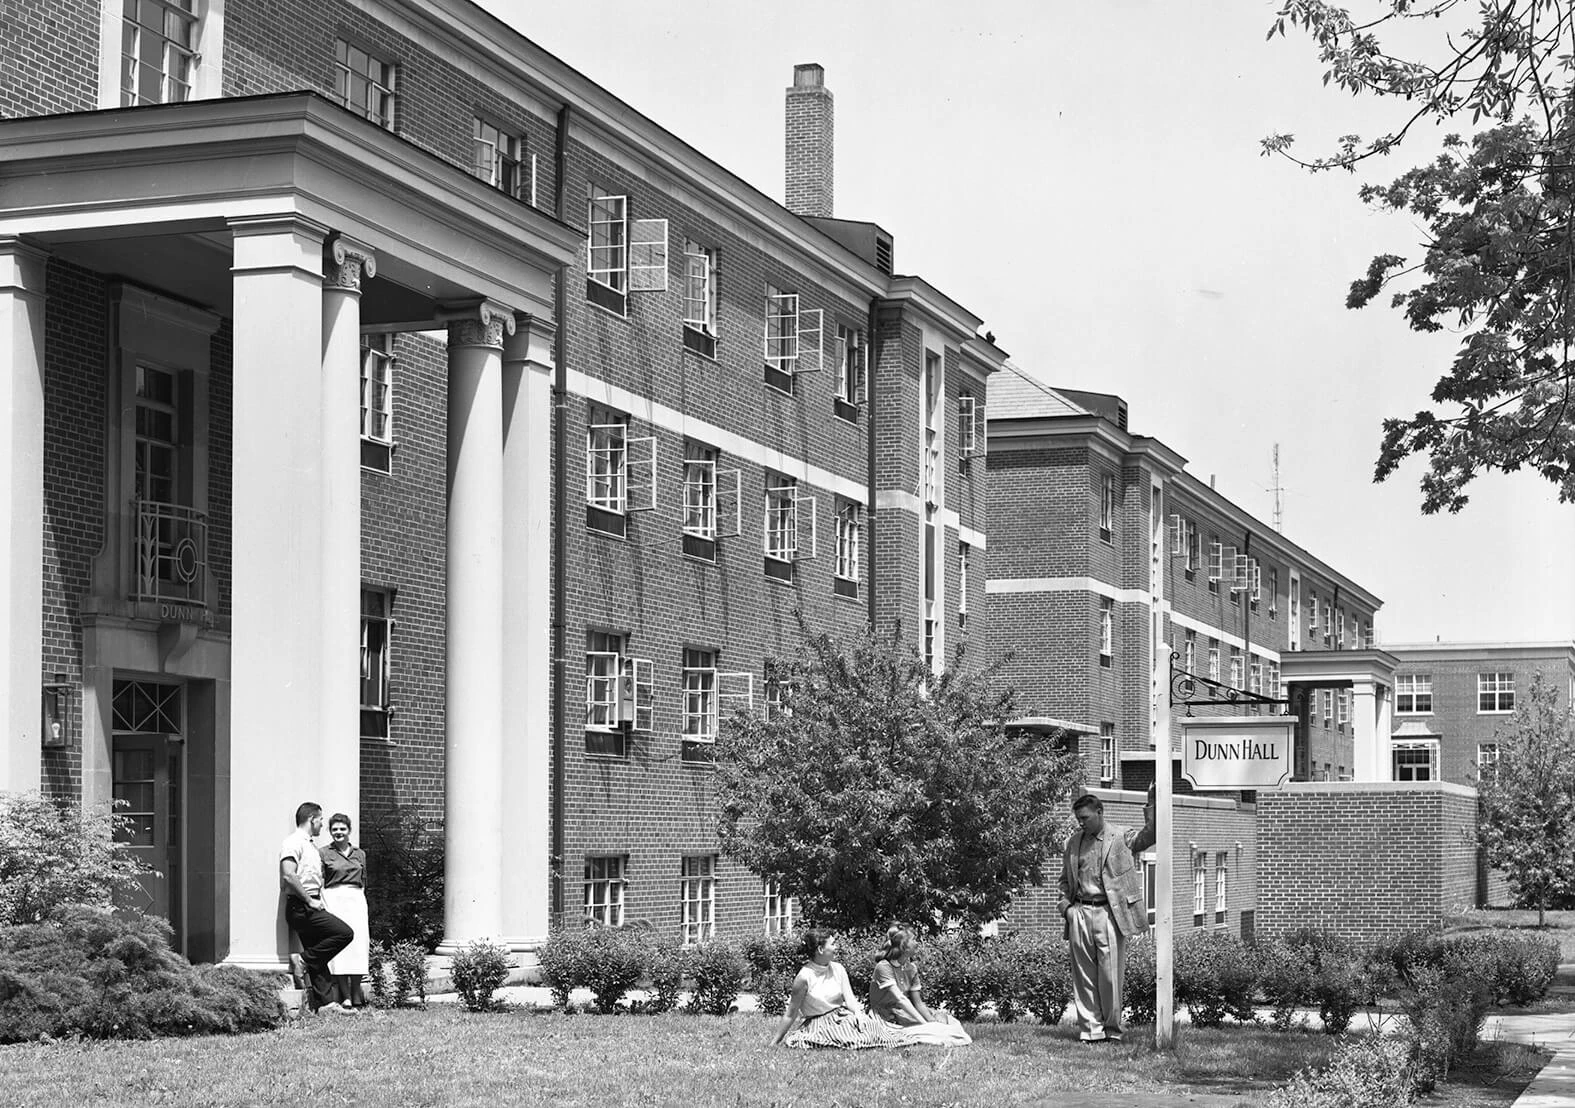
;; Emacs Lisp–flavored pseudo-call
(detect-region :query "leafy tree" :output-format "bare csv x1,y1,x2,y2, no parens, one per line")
1474,673,1575,925
1266,1,1575,512
0,791,151,926
713,623,1083,933
361,803,445,950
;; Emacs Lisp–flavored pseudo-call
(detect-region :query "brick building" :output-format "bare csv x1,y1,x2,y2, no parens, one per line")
1382,641,1575,785
1,0,1000,963
984,367,1392,936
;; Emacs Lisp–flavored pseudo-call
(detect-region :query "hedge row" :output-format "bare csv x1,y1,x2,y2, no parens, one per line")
538,922,1559,1042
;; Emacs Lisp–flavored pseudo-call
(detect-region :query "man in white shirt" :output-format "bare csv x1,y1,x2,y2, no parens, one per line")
280,801,354,1013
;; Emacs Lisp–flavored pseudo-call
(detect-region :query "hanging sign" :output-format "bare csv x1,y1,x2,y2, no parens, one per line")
1181,716,1294,790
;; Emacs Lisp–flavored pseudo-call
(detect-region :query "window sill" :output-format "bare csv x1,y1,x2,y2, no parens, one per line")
586,505,628,538
763,364,795,395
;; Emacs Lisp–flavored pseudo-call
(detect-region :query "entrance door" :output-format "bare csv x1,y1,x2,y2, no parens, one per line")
111,680,184,951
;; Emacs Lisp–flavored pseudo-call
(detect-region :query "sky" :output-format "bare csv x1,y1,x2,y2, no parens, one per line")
477,0,1575,646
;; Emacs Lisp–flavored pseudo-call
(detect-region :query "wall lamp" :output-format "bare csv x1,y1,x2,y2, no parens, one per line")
41,674,71,748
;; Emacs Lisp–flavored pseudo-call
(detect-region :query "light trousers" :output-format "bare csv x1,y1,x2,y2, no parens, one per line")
1067,902,1126,1040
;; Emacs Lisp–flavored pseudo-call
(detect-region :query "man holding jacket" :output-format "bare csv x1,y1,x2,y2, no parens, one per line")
1055,790,1157,1043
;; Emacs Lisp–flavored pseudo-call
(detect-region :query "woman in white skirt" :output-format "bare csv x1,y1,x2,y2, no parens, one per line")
319,813,369,1009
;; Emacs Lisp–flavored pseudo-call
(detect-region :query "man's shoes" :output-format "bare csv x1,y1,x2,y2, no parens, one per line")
317,1002,354,1015
288,954,307,990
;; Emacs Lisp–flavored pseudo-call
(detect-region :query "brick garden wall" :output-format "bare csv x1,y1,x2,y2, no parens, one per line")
1256,781,1479,944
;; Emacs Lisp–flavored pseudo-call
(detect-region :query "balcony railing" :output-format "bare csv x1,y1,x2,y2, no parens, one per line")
132,500,207,607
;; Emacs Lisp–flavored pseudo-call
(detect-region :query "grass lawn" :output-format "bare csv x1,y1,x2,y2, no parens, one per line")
0,1007,1549,1108
1448,907,1575,964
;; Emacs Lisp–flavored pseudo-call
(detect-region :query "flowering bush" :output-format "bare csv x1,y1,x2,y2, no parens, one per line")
0,791,150,926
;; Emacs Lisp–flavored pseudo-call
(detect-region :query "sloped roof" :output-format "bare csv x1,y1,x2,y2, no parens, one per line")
986,362,1087,419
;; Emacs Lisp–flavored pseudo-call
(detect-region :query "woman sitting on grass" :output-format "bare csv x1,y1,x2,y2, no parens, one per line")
771,929,902,1049
868,926,972,1046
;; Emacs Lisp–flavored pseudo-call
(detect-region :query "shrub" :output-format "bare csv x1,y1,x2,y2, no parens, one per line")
1265,1034,1414,1108
1258,941,1315,1032
536,927,589,1011
1313,949,1369,1035
0,905,283,1042
1123,934,1157,1026
1397,962,1491,1094
0,792,151,926
450,938,511,1012
1018,937,1072,1025
1174,930,1259,1028
835,928,886,1001
643,936,687,1014
923,931,991,1022
361,804,445,952
982,934,1028,1022
581,927,648,1014
687,939,747,1015
382,939,429,1009
742,931,800,1017
1448,929,1560,1007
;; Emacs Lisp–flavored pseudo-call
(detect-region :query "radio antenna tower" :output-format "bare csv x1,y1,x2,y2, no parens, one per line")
1271,444,1284,533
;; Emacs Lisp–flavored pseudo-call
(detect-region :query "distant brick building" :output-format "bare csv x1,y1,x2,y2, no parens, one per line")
1383,641,1575,785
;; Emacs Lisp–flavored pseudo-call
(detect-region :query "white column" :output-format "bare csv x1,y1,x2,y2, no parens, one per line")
1352,680,1385,782
225,215,328,968
0,237,48,793
500,314,554,952
321,237,375,834
438,302,512,954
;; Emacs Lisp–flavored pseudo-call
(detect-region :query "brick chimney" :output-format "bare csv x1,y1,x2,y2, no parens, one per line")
785,63,833,218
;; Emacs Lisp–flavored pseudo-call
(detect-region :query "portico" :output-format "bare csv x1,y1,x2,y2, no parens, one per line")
1279,648,1399,782
0,95,577,965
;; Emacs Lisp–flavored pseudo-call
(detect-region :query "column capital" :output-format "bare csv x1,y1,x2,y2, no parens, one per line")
503,312,556,372
0,236,50,296
325,235,377,291
229,215,331,279
441,299,517,349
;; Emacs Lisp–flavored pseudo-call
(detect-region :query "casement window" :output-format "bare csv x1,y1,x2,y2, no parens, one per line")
1207,643,1220,682
1183,630,1196,675
1207,538,1222,592
1479,672,1516,713
957,542,970,634
679,855,717,945
763,879,795,935
1184,520,1199,577
1099,475,1117,541
1321,690,1334,725
681,647,718,746
1099,598,1114,666
1394,739,1439,781
473,118,523,197
359,333,395,472
1249,659,1263,695
834,326,866,415
834,500,861,598
763,662,796,722
122,0,197,106
585,630,652,757
1229,649,1243,690
585,190,667,313
1396,674,1432,713
333,39,396,129
1337,689,1349,729
1308,593,1320,638
1215,853,1228,924
360,588,393,740
585,408,654,533
1268,568,1279,619
682,240,719,356
959,394,979,458
584,856,625,926
1477,743,1500,784
1269,662,1282,701
763,472,815,576
924,604,937,675
680,442,737,559
1193,853,1207,923
1336,609,1346,649
1100,722,1116,785
763,283,823,391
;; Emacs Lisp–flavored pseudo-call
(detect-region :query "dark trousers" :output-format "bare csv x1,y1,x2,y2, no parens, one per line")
285,899,354,1011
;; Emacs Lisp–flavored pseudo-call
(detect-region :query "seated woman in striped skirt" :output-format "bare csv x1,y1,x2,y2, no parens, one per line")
771,929,903,1049
868,926,971,1046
